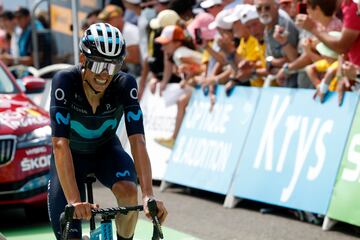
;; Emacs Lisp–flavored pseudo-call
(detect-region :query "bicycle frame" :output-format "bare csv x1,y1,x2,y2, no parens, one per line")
89,205,144,240
60,175,163,240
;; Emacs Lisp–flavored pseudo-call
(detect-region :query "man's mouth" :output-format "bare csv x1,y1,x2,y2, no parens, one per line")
95,78,107,85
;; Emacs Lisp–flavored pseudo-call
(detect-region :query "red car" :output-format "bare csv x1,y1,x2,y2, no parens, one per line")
0,61,51,218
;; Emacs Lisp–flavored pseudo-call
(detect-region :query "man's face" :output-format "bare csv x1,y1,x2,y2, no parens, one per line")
0,18,13,32
279,0,296,18
233,20,248,38
218,28,233,38
245,19,265,41
81,55,118,93
254,0,278,25
206,4,223,17
15,15,29,29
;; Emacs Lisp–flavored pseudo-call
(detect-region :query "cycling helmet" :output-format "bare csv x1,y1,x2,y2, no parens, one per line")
79,23,126,64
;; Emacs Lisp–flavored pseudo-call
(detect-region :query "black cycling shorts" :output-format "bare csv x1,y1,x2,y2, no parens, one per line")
47,137,137,239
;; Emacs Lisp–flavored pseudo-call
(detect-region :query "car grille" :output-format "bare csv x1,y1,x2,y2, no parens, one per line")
0,135,16,165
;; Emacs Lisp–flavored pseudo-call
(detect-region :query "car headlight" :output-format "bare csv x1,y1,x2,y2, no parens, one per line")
17,125,52,148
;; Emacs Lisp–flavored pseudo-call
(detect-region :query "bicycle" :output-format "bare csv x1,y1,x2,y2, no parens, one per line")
60,175,164,240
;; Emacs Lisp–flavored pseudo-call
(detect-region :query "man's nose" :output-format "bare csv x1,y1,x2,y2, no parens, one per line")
99,69,110,78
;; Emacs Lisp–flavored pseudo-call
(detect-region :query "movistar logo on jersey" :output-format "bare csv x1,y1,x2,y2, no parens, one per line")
70,118,117,139
116,170,130,178
126,110,142,122
56,112,70,125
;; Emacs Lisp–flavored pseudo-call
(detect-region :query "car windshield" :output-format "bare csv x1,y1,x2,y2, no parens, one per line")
0,67,19,94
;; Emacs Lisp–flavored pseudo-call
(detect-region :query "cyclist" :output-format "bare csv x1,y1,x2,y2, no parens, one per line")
47,23,167,240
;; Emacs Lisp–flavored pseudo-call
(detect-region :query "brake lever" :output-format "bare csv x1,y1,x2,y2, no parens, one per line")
147,199,164,239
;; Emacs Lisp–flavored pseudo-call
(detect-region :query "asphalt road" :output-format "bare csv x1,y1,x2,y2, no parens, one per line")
0,181,359,240
92,181,360,240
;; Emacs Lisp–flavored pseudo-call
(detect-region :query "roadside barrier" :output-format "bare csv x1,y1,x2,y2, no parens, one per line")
20,67,360,230
159,85,360,230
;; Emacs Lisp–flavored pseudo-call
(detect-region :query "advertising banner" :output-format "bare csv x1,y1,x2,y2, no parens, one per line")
164,86,260,194
232,88,358,214
327,102,360,226
139,84,178,180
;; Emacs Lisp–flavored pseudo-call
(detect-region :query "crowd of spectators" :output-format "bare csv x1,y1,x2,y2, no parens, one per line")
0,5,50,68
0,0,359,149
110,0,359,148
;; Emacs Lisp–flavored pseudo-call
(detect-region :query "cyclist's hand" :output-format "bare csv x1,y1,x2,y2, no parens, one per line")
73,202,99,221
143,197,168,224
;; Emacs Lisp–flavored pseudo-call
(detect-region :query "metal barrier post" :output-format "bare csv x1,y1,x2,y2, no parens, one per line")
71,0,80,64
31,0,48,69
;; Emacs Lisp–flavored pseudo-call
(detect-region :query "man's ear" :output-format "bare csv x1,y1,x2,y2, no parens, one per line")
79,53,86,66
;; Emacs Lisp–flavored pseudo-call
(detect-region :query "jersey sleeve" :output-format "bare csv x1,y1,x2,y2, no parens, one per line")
120,74,145,137
50,70,72,138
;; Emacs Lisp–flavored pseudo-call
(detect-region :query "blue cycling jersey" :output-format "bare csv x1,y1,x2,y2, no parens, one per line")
50,65,144,153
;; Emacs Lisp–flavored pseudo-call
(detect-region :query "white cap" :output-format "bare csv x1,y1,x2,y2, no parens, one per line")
124,0,141,4
200,0,222,9
209,9,233,30
239,5,258,24
223,4,250,23
353,0,359,3
149,9,180,29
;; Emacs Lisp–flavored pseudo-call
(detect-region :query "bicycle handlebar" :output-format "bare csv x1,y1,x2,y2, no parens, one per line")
60,199,163,240
148,198,164,240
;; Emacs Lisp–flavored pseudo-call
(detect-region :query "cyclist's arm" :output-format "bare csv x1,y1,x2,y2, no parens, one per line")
49,69,80,204
52,137,81,204
121,74,152,198
128,134,154,198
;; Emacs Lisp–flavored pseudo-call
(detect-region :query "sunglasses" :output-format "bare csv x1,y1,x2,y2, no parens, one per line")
85,60,122,75
256,4,272,12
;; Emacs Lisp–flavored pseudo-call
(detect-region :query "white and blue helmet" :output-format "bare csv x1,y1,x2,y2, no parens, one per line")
79,23,126,64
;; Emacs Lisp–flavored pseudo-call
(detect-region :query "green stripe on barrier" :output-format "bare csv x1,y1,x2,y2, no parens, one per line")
2,219,200,240
327,103,360,227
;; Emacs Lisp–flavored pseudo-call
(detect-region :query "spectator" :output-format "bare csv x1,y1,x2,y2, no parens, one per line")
151,0,172,13
255,0,299,87
169,0,196,22
36,10,49,29
154,25,202,148
296,0,360,67
81,9,101,32
279,0,297,19
187,12,217,47
122,0,156,62
138,9,182,99
224,4,267,89
98,4,141,76
207,8,234,69
0,7,44,67
305,32,341,91
201,9,234,108
0,11,18,55
277,0,342,88
200,0,224,17
296,0,360,104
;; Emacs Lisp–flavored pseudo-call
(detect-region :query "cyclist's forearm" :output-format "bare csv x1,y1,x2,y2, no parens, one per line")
129,134,154,198
52,137,81,204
